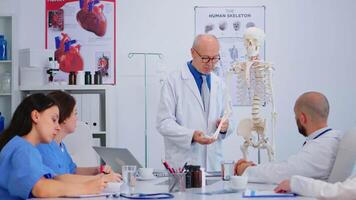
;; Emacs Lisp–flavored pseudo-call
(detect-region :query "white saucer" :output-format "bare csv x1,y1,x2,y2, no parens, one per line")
137,175,157,181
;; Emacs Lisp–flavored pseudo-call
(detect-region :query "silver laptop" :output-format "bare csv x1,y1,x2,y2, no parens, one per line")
93,146,142,173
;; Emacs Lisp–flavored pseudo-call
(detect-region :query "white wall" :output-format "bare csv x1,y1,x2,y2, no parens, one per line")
1,0,356,169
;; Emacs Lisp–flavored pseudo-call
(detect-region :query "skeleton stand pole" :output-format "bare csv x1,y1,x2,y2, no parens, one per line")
270,68,277,160
128,52,163,168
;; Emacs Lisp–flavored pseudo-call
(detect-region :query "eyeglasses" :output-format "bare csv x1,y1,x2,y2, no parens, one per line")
193,48,220,64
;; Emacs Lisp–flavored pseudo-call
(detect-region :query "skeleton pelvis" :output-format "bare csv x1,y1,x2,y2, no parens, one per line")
237,118,266,139
237,118,253,139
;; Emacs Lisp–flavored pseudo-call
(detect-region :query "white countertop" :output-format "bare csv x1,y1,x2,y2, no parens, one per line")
31,177,316,200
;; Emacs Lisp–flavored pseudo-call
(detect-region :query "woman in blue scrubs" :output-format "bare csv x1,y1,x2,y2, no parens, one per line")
37,90,119,176
0,93,119,199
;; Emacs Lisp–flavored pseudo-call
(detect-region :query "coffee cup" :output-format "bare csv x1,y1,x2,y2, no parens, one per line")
138,168,154,178
230,175,248,190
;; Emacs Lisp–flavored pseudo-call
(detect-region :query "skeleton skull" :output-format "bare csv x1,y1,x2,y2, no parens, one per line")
243,27,265,57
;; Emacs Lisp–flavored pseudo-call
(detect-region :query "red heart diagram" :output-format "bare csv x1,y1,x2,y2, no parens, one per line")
77,0,107,37
54,32,69,63
54,33,84,73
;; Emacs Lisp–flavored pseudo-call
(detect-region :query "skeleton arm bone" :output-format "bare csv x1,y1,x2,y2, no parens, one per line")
211,71,234,140
212,111,230,140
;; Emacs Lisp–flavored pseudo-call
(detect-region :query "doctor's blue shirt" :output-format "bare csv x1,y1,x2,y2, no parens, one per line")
37,140,77,175
187,61,211,93
0,136,56,200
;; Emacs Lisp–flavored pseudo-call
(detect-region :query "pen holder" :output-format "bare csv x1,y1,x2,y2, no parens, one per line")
168,172,186,193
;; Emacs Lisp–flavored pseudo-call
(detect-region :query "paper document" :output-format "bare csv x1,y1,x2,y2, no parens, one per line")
65,192,117,198
243,189,296,198
64,182,122,198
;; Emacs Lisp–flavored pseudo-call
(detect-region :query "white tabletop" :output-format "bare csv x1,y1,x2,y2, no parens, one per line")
31,177,316,200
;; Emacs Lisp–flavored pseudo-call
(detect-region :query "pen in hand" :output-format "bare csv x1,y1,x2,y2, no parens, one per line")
100,165,109,174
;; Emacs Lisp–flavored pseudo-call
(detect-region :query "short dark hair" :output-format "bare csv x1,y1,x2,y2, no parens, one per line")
0,93,57,150
47,91,76,124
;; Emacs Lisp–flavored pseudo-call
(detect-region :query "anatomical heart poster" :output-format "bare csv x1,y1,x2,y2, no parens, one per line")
46,0,116,85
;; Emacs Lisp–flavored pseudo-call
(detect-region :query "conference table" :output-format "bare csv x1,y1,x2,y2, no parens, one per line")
32,177,316,200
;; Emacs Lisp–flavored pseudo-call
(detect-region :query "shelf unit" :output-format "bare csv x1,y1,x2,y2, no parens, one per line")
0,14,17,130
0,60,12,63
19,84,113,91
19,84,116,147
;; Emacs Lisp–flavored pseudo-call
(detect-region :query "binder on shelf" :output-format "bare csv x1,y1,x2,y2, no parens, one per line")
81,93,102,132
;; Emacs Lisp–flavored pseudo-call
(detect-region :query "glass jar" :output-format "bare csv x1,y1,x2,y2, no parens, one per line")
191,165,202,188
85,71,92,84
185,165,192,188
0,73,11,93
221,160,235,181
68,71,76,85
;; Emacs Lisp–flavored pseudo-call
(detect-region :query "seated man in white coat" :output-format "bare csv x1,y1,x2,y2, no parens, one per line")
156,34,234,171
275,175,356,200
234,91,343,183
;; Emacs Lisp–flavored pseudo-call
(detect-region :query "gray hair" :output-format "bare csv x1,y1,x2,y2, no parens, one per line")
192,34,219,49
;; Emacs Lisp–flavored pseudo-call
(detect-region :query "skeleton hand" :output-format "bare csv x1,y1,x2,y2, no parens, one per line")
192,130,216,145
234,159,256,175
216,118,229,133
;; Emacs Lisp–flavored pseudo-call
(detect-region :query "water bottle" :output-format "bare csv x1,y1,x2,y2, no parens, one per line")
0,112,5,133
0,34,7,60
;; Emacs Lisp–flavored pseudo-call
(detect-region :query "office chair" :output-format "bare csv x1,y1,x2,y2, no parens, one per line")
327,127,356,183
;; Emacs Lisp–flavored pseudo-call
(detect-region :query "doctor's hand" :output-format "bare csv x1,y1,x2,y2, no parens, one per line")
216,118,229,133
274,180,291,193
192,130,216,145
234,159,256,175
99,165,113,174
85,177,108,194
101,172,122,182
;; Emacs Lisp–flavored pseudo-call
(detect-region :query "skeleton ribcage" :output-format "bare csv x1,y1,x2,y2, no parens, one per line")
235,63,273,106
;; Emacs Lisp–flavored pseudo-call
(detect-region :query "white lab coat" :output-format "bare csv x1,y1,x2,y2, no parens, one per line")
291,175,356,200
244,128,343,184
156,64,234,171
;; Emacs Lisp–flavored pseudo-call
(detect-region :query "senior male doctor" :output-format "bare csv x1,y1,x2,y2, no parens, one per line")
156,34,234,171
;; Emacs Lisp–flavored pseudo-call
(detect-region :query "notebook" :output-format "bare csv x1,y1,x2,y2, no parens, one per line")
243,189,297,198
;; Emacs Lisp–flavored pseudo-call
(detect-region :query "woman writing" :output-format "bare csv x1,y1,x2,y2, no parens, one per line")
37,91,119,176
0,93,119,199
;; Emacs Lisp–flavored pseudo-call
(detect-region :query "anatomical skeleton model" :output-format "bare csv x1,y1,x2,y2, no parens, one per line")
229,27,276,162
